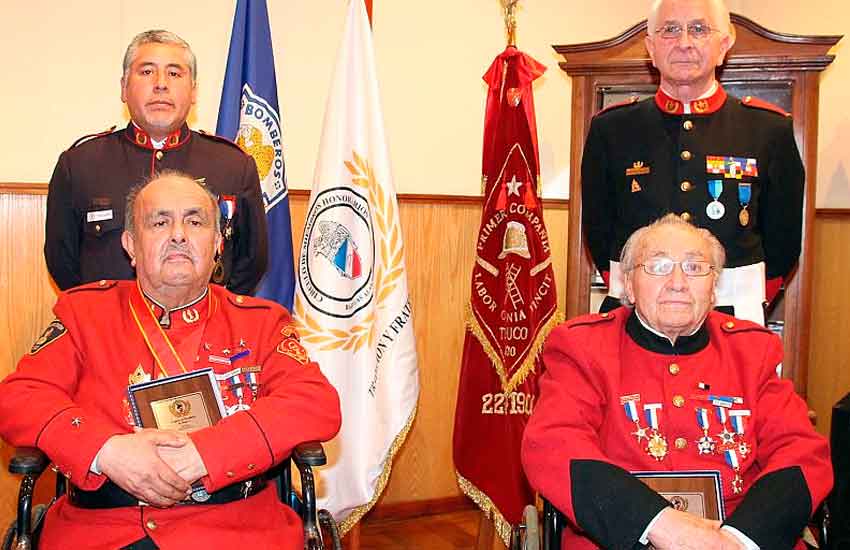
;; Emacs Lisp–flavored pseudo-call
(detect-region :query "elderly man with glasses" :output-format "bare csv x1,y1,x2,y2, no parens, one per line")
580,0,805,325
522,214,831,550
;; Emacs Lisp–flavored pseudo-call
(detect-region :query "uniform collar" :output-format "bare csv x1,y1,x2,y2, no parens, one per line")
654,83,727,115
125,122,191,151
142,286,210,330
626,309,709,355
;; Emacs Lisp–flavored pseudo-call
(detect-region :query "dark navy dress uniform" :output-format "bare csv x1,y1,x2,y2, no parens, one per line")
44,123,269,295
581,86,804,321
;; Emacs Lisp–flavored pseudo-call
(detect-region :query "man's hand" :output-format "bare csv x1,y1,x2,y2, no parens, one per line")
648,508,742,550
157,436,208,485
97,429,191,507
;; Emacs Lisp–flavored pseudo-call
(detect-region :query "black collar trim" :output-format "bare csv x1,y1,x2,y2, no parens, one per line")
625,310,709,355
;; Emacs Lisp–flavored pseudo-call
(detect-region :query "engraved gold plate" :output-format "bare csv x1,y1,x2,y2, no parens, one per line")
150,391,212,432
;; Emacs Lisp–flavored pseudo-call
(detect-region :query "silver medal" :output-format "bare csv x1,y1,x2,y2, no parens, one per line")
706,200,725,220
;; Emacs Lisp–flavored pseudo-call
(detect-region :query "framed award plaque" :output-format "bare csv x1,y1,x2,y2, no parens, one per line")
633,470,725,521
127,368,226,432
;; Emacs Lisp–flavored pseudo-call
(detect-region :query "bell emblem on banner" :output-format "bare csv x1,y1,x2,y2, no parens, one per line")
498,221,531,259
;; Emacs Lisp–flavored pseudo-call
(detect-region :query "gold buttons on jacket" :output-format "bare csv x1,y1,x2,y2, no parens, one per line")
680,181,693,192
226,471,235,478
675,437,688,450
680,150,692,161
680,212,692,222
95,224,101,233
236,296,245,304
155,151,164,161
146,519,158,530
668,363,680,375
725,321,736,329
683,120,694,131
247,463,256,471
672,395,685,408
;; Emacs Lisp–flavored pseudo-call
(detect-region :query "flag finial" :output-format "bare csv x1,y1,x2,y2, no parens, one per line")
501,0,519,47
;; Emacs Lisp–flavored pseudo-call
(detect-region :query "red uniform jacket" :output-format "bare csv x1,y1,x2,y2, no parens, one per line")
522,308,831,550
0,281,341,550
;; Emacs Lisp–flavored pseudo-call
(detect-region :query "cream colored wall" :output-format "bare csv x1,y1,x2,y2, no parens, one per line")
12,0,839,204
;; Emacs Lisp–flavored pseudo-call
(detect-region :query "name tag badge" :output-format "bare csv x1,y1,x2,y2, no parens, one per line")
87,209,113,223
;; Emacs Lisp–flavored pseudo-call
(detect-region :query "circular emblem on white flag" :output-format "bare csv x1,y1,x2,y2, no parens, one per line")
299,187,375,318
237,84,287,212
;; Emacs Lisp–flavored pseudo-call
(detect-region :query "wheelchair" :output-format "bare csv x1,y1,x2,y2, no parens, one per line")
2,442,341,550
511,498,830,550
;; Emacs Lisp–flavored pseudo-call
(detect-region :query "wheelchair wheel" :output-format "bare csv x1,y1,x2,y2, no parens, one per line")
318,509,342,550
3,503,48,550
522,504,540,550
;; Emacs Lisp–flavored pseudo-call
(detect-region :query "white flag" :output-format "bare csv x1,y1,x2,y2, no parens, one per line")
293,0,419,533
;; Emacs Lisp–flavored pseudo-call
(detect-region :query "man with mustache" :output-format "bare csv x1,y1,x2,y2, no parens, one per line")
580,0,804,325
45,30,268,295
0,171,340,550
522,214,831,550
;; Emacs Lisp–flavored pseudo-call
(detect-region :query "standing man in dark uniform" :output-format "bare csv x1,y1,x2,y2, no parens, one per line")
45,30,268,295
581,0,804,324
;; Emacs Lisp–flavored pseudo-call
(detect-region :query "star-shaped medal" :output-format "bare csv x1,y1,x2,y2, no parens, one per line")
632,425,649,442
738,441,751,459
731,475,744,494
697,434,716,455
717,427,736,446
646,432,668,461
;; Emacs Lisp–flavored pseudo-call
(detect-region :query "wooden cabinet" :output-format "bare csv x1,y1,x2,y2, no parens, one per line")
554,14,840,397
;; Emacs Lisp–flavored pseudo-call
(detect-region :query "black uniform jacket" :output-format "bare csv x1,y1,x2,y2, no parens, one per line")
45,123,268,295
581,86,804,291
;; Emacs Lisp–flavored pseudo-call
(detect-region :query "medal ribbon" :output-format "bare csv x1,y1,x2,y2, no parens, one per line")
738,183,752,208
707,179,723,201
644,403,662,430
729,409,751,434
724,448,740,469
623,400,639,422
695,407,711,430
714,405,728,424
129,282,215,378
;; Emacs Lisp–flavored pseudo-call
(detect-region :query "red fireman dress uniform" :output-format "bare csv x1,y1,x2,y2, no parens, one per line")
521,308,831,550
580,86,805,323
44,123,269,295
0,281,340,550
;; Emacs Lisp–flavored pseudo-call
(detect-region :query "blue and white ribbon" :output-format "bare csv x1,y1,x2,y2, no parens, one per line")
623,400,639,422
724,448,740,469
644,403,663,430
696,407,711,430
729,409,751,434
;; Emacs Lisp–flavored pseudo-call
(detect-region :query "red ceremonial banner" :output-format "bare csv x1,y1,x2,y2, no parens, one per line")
453,46,561,544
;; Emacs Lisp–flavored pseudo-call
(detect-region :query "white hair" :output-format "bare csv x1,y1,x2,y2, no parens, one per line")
647,0,732,36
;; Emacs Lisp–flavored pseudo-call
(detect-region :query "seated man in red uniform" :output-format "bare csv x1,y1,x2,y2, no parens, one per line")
522,214,831,550
0,170,341,550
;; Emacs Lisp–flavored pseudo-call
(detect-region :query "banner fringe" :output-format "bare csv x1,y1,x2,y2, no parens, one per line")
337,399,419,535
465,303,564,393
456,471,515,547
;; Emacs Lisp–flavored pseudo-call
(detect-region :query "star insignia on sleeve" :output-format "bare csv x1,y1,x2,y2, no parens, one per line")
71,417,82,427
632,425,648,442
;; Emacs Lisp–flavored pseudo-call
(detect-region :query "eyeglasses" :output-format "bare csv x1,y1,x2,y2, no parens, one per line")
634,257,715,277
654,22,719,41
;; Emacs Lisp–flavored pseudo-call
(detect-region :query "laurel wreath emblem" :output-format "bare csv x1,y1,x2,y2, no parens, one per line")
295,151,405,352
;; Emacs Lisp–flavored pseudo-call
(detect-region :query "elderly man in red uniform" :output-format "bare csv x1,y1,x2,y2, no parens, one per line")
0,171,340,550
522,214,831,550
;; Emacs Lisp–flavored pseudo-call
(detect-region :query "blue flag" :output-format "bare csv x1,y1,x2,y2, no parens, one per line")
217,0,294,308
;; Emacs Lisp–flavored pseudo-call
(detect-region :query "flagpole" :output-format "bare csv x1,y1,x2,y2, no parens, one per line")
502,0,518,46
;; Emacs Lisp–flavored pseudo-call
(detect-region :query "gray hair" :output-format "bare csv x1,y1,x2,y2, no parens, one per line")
647,0,732,36
124,170,220,235
619,213,725,306
122,30,197,83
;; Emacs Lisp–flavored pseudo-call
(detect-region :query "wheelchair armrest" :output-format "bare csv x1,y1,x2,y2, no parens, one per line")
9,447,50,477
293,441,327,468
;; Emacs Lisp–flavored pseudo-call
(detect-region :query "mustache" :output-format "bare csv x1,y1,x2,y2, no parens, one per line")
161,243,195,261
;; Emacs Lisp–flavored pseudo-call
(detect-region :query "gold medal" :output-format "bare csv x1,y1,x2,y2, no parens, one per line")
129,364,151,385
739,207,750,226
212,257,225,283
646,432,668,461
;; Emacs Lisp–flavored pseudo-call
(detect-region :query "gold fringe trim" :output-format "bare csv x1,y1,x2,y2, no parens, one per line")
465,303,564,393
337,399,419,535
457,472,514,547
